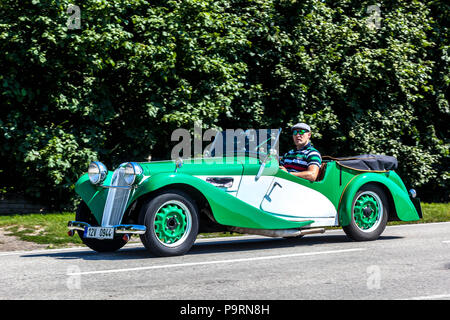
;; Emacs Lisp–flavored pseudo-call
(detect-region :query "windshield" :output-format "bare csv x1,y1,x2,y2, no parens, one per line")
204,129,281,160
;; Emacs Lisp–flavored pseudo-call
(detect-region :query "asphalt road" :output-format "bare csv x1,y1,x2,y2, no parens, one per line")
1,222,449,301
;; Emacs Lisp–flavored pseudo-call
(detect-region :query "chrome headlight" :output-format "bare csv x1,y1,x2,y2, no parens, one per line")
123,162,143,186
88,161,108,185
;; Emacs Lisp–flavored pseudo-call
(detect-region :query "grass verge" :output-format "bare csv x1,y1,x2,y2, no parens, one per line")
0,212,83,248
388,202,450,225
0,202,448,249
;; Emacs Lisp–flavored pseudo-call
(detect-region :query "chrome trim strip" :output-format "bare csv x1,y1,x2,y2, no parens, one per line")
114,224,146,234
100,185,134,189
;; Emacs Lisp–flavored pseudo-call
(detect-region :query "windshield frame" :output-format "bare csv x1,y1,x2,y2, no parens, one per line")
204,128,281,161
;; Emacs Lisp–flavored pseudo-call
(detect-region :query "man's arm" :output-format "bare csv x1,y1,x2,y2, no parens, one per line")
288,165,320,182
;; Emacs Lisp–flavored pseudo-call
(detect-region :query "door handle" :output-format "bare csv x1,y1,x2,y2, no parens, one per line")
264,181,282,201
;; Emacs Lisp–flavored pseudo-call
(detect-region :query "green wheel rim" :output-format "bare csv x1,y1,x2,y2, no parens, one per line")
353,191,383,232
153,200,192,247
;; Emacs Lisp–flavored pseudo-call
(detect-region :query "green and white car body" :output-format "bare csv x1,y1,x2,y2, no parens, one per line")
68,130,422,256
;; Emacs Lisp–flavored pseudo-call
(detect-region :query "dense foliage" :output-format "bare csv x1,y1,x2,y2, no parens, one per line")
0,0,448,208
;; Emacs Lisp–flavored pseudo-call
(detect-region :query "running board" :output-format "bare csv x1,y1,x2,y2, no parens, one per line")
228,227,325,238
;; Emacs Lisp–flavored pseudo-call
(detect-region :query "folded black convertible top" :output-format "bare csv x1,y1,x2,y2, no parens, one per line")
324,154,398,172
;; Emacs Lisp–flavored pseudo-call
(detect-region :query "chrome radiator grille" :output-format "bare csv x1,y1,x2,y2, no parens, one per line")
101,167,132,227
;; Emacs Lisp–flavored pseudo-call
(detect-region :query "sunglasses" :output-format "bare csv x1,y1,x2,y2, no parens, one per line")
292,129,309,136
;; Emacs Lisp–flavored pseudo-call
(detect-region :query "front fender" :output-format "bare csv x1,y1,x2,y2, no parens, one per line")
131,172,313,229
338,172,420,226
74,173,113,224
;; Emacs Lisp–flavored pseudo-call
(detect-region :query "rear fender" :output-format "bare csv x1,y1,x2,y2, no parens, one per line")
338,172,420,226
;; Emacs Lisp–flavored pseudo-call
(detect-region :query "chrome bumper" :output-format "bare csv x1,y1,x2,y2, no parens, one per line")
68,221,147,235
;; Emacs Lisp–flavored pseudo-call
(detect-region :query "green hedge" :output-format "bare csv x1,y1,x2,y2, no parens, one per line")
0,0,448,208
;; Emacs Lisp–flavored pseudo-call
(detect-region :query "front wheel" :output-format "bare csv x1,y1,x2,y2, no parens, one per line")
343,184,389,241
139,190,199,257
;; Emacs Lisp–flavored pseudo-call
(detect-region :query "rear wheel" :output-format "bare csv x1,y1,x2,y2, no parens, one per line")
139,190,199,257
75,201,128,252
343,184,389,241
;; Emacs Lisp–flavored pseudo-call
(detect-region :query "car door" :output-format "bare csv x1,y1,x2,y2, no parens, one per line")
235,157,277,209
260,176,337,225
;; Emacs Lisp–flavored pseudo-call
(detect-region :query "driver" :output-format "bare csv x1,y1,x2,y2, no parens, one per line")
279,123,322,181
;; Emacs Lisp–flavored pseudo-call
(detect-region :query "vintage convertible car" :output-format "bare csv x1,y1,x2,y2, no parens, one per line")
68,129,422,256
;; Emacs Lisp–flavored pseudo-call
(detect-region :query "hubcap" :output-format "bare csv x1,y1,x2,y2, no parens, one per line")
154,201,191,247
353,191,383,232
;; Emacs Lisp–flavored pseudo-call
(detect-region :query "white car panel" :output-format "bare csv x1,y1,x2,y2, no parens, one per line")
261,177,337,219
236,175,275,208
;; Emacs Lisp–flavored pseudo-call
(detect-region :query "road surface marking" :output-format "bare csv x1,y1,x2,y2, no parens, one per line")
68,248,365,276
407,293,450,300
0,246,88,257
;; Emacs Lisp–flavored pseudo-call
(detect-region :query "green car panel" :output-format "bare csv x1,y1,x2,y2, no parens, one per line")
75,173,108,224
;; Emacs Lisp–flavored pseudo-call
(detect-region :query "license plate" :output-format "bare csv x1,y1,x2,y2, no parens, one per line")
84,227,114,240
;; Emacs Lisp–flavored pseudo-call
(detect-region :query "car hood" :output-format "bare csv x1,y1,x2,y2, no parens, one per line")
138,156,262,177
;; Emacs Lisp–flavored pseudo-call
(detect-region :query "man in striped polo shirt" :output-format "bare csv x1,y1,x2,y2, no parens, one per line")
279,123,322,181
